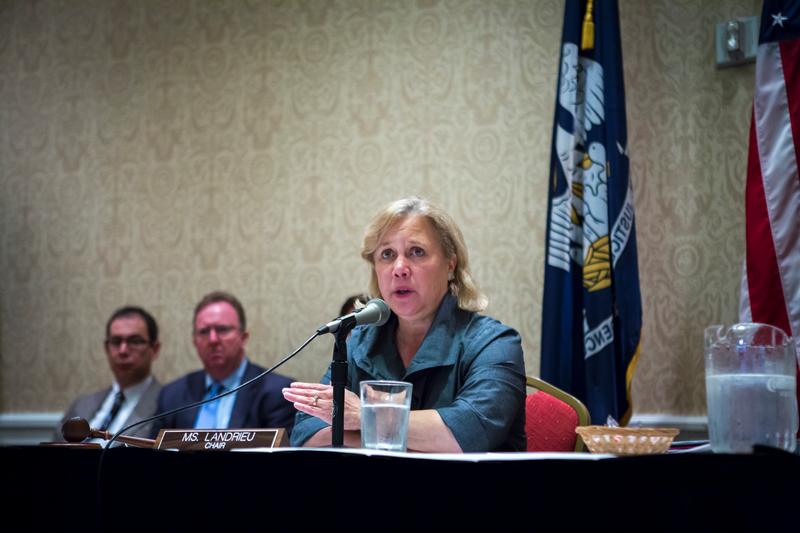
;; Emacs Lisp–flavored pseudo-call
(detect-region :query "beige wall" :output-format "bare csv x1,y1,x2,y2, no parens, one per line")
0,0,759,417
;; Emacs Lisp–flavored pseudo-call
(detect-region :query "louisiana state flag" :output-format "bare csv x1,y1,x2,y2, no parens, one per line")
540,0,642,425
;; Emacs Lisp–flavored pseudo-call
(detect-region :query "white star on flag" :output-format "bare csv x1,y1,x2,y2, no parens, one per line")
771,12,787,26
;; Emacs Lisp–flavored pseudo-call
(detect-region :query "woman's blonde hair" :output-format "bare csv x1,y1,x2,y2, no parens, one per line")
360,197,487,312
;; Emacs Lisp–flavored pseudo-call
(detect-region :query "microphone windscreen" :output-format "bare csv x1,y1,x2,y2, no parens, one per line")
360,298,390,327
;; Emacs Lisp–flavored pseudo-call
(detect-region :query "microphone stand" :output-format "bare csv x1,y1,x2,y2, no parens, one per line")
331,316,357,447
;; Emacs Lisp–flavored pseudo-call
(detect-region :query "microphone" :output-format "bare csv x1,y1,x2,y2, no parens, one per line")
317,298,390,334
62,417,156,448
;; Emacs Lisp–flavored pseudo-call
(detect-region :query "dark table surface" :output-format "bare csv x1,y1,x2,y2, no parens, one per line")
5,445,798,531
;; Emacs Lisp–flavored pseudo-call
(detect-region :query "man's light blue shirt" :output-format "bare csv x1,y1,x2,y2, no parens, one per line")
199,357,248,429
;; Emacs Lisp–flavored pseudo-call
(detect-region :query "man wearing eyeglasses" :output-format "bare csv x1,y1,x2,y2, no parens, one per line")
151,291,295,437
54,306,162,442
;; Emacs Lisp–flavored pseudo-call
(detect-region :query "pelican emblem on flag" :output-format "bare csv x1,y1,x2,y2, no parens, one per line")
548,42,611,293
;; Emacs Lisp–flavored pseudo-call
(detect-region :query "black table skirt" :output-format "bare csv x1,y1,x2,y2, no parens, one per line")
5,446,798,531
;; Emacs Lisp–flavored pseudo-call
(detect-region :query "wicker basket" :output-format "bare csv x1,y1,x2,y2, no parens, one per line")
575,426,680,455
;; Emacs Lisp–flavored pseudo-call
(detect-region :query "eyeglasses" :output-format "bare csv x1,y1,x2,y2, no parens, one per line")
106,336,151,350
193,325,241,339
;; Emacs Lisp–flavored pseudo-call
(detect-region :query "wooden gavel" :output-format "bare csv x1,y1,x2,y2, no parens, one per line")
62,417,156,448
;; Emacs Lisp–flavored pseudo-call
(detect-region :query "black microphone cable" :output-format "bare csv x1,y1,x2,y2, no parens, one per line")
106,330,321,449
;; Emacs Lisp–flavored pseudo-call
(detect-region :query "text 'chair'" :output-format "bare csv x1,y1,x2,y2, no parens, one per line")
525,375,591,452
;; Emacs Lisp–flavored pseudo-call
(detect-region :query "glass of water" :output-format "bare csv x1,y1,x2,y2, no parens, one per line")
360,380,412,452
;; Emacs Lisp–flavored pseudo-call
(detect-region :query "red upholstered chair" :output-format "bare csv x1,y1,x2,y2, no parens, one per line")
525,375,591,452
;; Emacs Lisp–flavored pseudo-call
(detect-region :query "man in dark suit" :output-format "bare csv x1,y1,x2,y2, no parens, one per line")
55,306,162,443
151,291,295,438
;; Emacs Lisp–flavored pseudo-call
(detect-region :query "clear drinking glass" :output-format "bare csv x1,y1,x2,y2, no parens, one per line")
360,380,412,452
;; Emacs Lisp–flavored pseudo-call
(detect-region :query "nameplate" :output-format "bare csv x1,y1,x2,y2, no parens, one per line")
155,428,287,451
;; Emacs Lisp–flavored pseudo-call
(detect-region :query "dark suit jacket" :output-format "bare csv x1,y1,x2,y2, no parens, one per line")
150,360,295,439
54,378,162,442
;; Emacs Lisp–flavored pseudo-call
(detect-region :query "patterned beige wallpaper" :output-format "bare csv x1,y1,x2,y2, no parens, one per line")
0,0,760,418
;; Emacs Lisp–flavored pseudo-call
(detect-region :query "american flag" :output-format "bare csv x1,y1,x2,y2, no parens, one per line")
739,0,800,403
